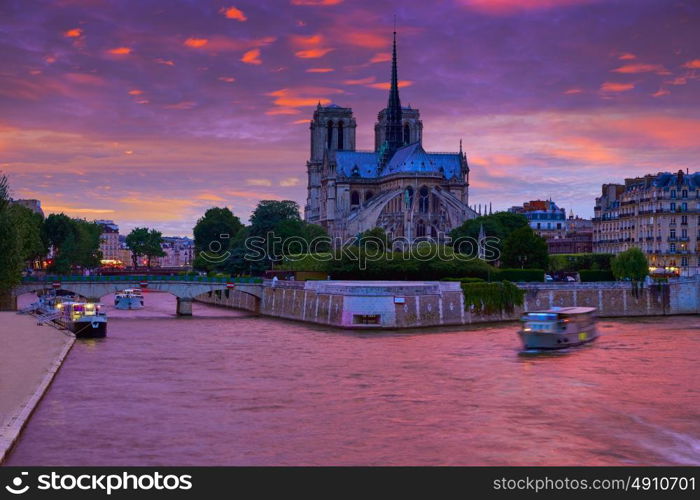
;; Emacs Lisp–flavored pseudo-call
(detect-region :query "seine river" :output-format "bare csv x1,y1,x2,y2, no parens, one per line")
7,292,700,466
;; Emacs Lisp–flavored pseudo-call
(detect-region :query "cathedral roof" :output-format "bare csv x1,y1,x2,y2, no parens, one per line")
335,143,463,180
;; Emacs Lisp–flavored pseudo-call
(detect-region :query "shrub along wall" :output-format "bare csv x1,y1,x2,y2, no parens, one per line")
460,281,524,314
548,253,614,272
579,269,615,282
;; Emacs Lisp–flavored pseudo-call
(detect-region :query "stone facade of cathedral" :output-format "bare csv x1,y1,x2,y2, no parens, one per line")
304,33,476,241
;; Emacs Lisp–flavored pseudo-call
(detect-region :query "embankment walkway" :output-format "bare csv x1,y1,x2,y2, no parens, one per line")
0,312,74,463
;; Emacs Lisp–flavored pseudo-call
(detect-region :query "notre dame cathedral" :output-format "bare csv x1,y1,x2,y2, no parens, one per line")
304,32,476,241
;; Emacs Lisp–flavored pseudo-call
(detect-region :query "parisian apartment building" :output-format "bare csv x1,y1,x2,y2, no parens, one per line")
593,170,699,277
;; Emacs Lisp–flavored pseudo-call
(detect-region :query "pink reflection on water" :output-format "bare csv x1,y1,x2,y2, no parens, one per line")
8,293,700,465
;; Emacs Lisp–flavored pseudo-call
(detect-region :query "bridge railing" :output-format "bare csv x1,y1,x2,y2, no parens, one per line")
20,275,263,285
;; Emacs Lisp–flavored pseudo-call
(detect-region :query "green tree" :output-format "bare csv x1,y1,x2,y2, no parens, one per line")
0,172,9,212
450,212,528,259
249,200,301,237
0,173,22,291
193,207,243,254
42,213,77,256
126,227,165,268
611,247,648,282
125,227,150,268
72,219,102,269
500,226,548,269
358,227,390,252
221,200,329,275
43,217,101,273
0,173,47,289
8,204,46,264
144,229,166,269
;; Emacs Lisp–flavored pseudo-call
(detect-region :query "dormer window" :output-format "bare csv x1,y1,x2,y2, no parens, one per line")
351,165,360,177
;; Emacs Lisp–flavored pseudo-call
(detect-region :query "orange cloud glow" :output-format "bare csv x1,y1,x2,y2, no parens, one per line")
683,59,700,69
291,0,343,5
612,63,669,74
107,47,131,55
64,73,104,86
544,136,622,165
241,48,262,64
184,38,208,48
154,58,175,66
618,52,636,60
290,34,325,47
341,32,388,49
266,107,302,115
295,48,334,58
64,28,83,38
266,87,340,110
652,89,670,97
369,52,391,64
128,89,143,95
218,76,236,82
461,0,597,15
220,6,247,21
367,80,413,90
600,81,634,92
343,76,376,85
563,88,583,94
306,67,334,73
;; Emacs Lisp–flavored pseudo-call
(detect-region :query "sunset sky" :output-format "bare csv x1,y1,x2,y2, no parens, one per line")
1,0,699,236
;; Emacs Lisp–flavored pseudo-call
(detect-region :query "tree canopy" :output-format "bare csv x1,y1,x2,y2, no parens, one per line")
449,212,529,260
193,207,243,254
500,226,549,269
611,247,649,282
125,227,165,268
0,173,46,289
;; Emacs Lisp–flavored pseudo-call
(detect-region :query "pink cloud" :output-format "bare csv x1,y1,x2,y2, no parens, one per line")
290,0,343,5
460,0,599,15
367,80,413,90
106,47,131,55
612,63,669,74
241,48,262,64
220,6,247,21
600,81,634,92
295,47,334,58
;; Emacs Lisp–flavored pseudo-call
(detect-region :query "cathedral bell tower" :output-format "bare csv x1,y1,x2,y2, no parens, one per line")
305,103,356,223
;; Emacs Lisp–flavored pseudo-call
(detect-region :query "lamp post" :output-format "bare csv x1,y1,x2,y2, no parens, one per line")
518,255,528,270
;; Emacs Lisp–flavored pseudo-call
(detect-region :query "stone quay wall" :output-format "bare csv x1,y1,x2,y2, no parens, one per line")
196,277,700,329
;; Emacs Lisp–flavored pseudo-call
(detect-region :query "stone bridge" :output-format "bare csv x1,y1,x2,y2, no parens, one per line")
11,275,264,315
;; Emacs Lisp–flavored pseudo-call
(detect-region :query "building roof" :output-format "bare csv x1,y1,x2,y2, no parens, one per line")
334,142,462,180
650,171,700,189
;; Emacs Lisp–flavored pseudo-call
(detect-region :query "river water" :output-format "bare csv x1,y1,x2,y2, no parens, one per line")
7,292,700,466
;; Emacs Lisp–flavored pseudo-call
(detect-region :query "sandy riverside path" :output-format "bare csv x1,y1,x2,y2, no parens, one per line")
0,311,74,463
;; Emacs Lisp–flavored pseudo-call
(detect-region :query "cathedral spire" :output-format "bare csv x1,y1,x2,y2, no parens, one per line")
384,29,403,154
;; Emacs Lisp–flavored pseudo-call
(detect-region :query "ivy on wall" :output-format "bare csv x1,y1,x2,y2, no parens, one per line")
460,281,524,314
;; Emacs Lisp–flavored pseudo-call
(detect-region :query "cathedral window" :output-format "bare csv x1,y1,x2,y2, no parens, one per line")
403,123,410,144
419,186,429,213
338,121,344,150
417,220,426,238
365,191,374,202
350,191,360,206
327,120,333,149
